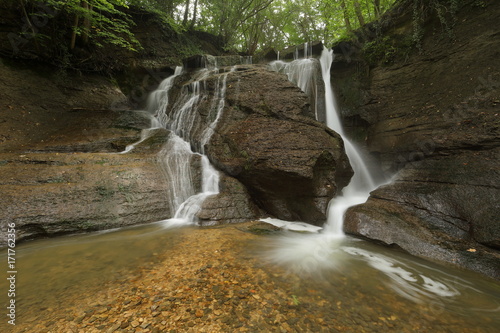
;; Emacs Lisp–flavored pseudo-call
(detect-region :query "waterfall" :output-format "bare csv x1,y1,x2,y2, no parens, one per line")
267,46,379,236
200,68,233,153
268,58,320,120
119,67,183,154
154,68,231,225
320,47,378,236
268,59,316,93
123,65,236,226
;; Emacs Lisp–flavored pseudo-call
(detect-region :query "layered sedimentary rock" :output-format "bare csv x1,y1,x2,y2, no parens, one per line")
0,58,353,243
332,1,500,278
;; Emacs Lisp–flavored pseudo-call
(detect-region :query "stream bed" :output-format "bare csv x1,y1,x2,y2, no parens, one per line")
1,222,499,332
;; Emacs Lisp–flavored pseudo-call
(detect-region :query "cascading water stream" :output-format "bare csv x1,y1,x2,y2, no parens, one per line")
263,48,465,301
155,72,224,225
268,57,321,120
119,67,183,154
319,47,378,236
126,65,236,226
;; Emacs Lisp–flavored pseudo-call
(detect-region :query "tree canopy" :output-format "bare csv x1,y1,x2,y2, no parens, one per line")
155,0,398,54
14,0,400,56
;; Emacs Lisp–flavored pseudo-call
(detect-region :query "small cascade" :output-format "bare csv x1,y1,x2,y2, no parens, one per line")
119,67,183,154
268,59,316,94
303,42,313,59
192,55,252,71
157,135,199,217
268,58,321,119
168,154,219,224
147,66,184,116
200,68,234,153
127,64,234,226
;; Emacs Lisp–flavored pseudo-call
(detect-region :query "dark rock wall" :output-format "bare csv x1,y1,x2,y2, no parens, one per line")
332,1,500,278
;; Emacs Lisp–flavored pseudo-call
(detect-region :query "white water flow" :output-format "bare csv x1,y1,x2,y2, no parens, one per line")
149,67,233,225
320,47,377,235
262,48,479,306
120,66,183,154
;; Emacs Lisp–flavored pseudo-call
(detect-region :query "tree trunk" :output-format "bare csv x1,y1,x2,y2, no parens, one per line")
164,0,174,15
182,0,190,26
354,0,365,27
20,0,40,52
82,1,92,45
189,0,198,29
374,0,381,18
340,0,352,32
70,13,80,50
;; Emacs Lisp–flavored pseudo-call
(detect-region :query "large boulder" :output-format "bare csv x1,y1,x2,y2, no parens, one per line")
148,64,352,224
203,66,353,223
344,149,500,279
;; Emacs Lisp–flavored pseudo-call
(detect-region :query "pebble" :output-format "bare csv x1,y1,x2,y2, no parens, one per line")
106,323,121,333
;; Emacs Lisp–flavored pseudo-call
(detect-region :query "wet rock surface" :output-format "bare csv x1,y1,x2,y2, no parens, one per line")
204,66,353,223
332,1,500,278
0,57,352,242
198,175,262,225
0,132,173,246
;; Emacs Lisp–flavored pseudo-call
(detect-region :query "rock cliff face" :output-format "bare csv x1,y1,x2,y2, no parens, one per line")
331,0,500,278
0,59,177,246
0,57,353,244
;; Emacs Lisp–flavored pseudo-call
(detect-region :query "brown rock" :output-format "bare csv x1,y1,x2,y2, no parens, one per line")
205,66,353,223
